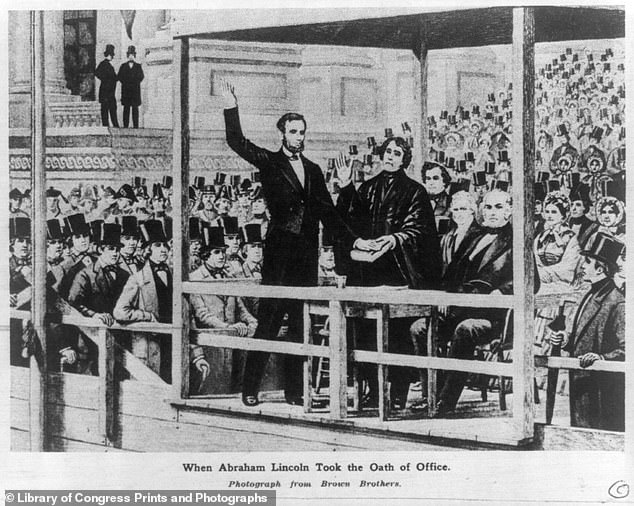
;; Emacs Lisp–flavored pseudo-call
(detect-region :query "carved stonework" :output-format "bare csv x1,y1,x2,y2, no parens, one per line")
49,102,102,128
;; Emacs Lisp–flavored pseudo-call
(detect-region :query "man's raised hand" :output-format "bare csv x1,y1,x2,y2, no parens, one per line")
218,79,238,109
335,152,354,186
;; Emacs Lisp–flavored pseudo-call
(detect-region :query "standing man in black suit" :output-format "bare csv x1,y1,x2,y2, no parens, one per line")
220,81,368,406
117,45,144,128
95,44,119,128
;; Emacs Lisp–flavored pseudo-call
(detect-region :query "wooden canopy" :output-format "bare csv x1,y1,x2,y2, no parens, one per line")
174,6,624,50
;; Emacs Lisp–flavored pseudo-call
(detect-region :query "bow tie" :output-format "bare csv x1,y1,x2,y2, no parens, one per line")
103,265,118,274
287,154,300,161
207,267,225,277
151,263,169,273
14,258,31,266
480,226,505,235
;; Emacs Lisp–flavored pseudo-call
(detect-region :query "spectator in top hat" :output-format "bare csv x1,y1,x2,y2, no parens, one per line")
46,218,67,292
548,232,625,431
114,220,210,383
118,216,143,275
213,186,233,222
58,214,96,300
9,217,32,310
534,191,581,294
247,186,269,240
188,217,204,273
151,183,172,235
68,222,130,328
318,230,337,279
67,187,82,215
117,45,144,128
239,223,264,281
194,186,218,224
219,216,243,277
10,188,28,217
95,44,119,128
113,184,137,221
189,226,257,335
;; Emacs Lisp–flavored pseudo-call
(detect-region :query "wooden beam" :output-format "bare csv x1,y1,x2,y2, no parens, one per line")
426,307,438,417
302,303,313,413
182,281,515,309
29,9,46,453
172,37,190,400
377,305,389,422
511,7,535,442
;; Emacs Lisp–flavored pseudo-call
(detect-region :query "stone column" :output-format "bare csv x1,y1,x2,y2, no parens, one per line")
9,11,31,93
44,10,71,99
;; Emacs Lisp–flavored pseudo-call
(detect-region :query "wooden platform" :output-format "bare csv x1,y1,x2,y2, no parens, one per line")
10,366,624,452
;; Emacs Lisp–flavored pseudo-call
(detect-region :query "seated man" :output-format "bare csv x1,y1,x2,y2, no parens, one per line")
429,190,514,416
113,220,209,383
549,232,625,431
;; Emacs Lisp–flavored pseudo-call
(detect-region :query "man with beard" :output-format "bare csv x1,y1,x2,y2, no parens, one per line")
194,186,218,224
221,80,360,407
46,187,64,220
335,136,442,410
568,183,597,248
10,188,28,218
114,220,210,384
151,183,172,235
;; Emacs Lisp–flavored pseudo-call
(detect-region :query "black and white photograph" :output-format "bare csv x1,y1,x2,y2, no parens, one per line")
1,1,632,504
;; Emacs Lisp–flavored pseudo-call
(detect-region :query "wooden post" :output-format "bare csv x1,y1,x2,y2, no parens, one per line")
96,328,114,445
413,22,429,178
377,305,390,422
302,303,313,413
426,306,438,417
511,7,535,443
328,301,347,419
172,37,191,399
30,9,47,452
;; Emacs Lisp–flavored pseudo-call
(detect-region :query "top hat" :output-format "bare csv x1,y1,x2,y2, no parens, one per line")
590,126,604,142
440,110,448,120
556,124,569,137
566,172,581,190
9,188,23,200
214,173,227,186
250,185,264,201
243,223,263,244
251,171,261,184
581,232,624,268
140,220,168,244
193,176,206,190
464,151,475,163
64,213,90,237
89,219,104,244
427,116,436,128
569,182,591,204
117,184,138,203
120,216,139,237
189,217,203,242
132,176,146,188
484,161,496,175
384,128,393,138
162,176,173,189
239,178,252,194
446,157,456,169
202,226,226,251
472,105,480,116
472,171,487,187
435,151,446,164
545,180,561,193
536,171,550,183
10,217,31,240
498,150,509,163
104,44,115,57
101,223,122,247
215,185,231,202
46,218,65,242
494,180,510,192
220,216,240,236
102,186,116,198
461,110,470,121
188,185,197,202
487,93,495,102
152,183,166,200
456,160,467,173
230,175,241,188
402,121,411,133
449,178,470,196
126,45,136,56
534,182,546,203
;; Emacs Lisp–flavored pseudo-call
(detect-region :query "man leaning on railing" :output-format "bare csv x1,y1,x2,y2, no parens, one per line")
548,232,625,431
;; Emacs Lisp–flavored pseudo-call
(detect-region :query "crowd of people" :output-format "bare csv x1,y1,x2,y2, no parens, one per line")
9,47,625,430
